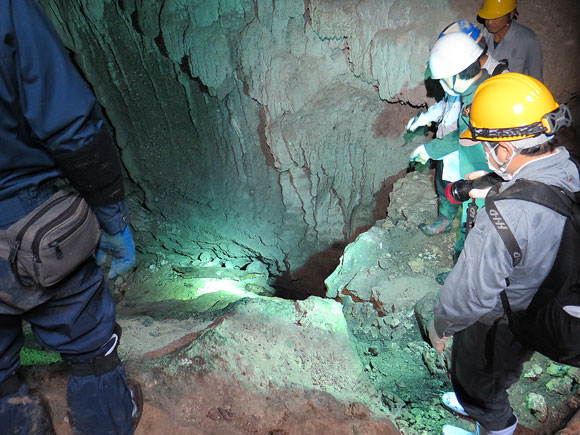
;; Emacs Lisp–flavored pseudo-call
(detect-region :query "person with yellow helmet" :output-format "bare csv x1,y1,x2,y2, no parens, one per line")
478,0,543,81
428,73,576,435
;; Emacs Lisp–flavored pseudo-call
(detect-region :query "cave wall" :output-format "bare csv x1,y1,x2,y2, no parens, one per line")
38,0,580,286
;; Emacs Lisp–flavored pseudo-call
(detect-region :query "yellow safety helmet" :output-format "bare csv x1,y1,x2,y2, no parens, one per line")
478,0,517,20
460,73,572,142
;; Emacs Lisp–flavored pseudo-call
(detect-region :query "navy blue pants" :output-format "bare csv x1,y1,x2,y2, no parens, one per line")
0,185,133,434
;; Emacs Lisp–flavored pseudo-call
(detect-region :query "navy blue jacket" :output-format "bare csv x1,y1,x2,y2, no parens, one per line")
0,0,126,233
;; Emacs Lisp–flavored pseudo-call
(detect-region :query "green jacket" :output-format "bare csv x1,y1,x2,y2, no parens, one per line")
424,71,490,178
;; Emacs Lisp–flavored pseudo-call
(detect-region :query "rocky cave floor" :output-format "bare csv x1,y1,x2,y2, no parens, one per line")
21,168,580,435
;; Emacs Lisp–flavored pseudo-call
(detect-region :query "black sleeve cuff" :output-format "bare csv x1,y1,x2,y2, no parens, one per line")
52,125,125,206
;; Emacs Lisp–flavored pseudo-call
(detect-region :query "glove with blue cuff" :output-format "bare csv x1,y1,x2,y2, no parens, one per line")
410,144,430,165
96,226,136,279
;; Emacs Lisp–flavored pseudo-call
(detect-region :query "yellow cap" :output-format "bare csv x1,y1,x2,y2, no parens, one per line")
478,0,517,20
460,73,560,142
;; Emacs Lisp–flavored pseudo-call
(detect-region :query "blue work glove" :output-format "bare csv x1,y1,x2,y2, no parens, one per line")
96,226,136,279
410,144,430,164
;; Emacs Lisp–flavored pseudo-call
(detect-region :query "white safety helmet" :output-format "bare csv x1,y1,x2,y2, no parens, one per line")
438,20,481,42
428,32,484,80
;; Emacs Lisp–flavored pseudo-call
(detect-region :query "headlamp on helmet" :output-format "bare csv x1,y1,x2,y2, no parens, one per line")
460,73,572,143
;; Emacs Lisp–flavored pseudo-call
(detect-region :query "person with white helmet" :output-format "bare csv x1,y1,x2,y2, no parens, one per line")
407,20,508,135
429,73,576,435
444,21,508,77
407,21,508,239
409,32,492,274
478,0,543,81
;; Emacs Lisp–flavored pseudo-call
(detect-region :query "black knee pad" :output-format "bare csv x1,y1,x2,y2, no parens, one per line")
70,323,122,377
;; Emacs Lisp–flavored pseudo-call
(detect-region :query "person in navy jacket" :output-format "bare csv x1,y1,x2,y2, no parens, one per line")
0,0,140,433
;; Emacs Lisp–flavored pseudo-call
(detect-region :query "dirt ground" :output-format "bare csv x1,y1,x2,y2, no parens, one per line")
20,167,580,435
109,167,579,434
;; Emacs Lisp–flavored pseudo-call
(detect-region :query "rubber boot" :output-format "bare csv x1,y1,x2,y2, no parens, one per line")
418,215,452,236
128,379,143,431
442,416,518,435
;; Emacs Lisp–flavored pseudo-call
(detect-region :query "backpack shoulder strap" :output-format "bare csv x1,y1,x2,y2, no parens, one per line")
485,184,522,267
495,180,575,217
484,174,577,267
489,155,580,323
485,185,521,319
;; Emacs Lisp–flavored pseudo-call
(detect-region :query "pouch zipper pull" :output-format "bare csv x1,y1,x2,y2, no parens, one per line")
49,241,64,260
9,240,21,264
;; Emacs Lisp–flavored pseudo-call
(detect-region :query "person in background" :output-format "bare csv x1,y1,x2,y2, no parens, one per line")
429,73,577,435
0,0,141,433
478,0,543,81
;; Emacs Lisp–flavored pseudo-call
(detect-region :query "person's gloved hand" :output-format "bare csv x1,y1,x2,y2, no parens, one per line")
406,111,429,132
410,144,430,164
465,170,493,199
407,109,440,132
428,319,449,354
96,226,136,279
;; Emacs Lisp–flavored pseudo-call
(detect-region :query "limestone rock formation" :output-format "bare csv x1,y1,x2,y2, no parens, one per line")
21,168,580,434
38,0,579,290
18,1,580,433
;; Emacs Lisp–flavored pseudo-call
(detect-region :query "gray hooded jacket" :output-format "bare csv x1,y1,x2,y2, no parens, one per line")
434,148,580,337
